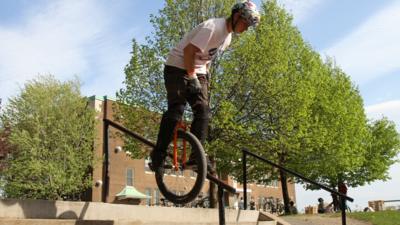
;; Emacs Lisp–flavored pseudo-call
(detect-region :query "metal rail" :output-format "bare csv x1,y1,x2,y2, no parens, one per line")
242,148,354,225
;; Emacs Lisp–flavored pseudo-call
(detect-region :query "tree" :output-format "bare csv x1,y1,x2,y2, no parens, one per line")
0,126,13,171
0,75,96,200
352,118,400,184
1,99,13,173
291,60,369,204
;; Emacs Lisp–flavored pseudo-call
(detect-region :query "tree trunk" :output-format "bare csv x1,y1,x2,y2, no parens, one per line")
331,192,340,212
221,172,230,207
209,156,217,208
279,169,291,214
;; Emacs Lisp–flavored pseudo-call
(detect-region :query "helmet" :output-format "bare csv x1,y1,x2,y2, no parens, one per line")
232,0,261,27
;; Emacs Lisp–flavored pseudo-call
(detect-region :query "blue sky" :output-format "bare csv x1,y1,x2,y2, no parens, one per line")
0,0,399,211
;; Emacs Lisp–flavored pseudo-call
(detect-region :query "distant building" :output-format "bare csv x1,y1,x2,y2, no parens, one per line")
87,96,296,209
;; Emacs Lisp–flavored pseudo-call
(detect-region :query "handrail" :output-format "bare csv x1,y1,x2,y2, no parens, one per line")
104,118,156,148
242,148,353,202
242,148,353,225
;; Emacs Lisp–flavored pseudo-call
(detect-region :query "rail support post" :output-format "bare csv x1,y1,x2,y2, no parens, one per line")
242,150,247,210
218,186,225,225
341,196,347,225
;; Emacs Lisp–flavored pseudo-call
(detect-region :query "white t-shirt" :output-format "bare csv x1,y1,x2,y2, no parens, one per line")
166,18,232,74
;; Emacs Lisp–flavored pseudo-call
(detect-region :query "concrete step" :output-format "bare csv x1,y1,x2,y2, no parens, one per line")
0,199,290,225
0,219,114,225
258,221,277,225
0,219,261,225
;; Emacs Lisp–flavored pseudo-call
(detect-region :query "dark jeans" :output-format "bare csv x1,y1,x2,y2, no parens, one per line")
154,65,210,154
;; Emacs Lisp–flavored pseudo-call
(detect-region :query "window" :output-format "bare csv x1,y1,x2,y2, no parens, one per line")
271,180,279,187
154,189,160,206
144,156,152,172
145,188,152,206
258,196,263,210
126,168,134,186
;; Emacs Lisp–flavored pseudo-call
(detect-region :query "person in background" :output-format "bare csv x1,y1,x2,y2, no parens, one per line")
239,197,245,210
289,201,298,214
250,197,256,210
317,197,326,213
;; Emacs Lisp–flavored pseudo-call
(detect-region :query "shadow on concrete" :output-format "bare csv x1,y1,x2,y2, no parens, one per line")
74,220,114,225
58,210,78,219
2,199,114,225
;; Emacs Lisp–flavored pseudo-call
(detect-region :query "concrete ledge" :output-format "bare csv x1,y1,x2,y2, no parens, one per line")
0,219,265,225
0,199,262,224
0,219,115,225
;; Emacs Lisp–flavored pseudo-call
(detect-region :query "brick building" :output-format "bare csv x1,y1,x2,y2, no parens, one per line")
89,96,296,210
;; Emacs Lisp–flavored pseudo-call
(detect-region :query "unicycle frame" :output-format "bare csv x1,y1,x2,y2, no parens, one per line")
173,120,188,171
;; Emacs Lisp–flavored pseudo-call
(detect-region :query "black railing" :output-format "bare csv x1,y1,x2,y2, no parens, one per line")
242,148,354,225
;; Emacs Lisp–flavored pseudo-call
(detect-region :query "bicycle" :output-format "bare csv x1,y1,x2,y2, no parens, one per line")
153,120,207,205
191,196,210,208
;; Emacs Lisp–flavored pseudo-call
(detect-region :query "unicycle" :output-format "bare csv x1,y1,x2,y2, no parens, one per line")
154,120,207,205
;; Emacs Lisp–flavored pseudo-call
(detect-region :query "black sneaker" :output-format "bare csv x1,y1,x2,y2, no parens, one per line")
149,150,166,172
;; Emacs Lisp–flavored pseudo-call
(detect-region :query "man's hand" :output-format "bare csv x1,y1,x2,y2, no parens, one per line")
186,75,202,94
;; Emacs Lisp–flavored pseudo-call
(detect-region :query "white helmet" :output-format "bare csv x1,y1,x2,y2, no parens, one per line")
232,0,261,27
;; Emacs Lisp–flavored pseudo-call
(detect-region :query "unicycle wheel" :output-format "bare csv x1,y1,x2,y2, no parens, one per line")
155,130,206,205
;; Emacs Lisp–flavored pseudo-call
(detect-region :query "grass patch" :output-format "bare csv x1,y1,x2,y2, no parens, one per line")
347,210,400,225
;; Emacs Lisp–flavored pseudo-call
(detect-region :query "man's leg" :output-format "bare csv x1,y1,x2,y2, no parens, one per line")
186,75,214,172
150,108,183,170
188,75,210,145
150,66,187,171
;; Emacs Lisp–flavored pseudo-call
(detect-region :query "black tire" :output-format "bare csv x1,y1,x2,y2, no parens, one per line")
155,130,206,204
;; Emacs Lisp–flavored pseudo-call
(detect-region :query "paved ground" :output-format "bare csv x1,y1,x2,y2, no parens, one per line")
282,214,372,225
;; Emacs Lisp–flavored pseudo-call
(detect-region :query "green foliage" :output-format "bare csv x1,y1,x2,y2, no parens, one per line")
0,75,96,200
294,59,371,188
350,118,400,185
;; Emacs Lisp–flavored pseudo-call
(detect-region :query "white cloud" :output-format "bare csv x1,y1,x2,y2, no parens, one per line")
0,1,103,94
366,100,400,131
0,0,137,103
277,0,325,24
324,1,400,85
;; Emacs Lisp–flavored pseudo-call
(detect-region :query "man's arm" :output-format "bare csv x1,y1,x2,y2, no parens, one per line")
183,43,200,77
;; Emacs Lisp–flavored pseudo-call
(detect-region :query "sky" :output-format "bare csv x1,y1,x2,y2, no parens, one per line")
0,0,399,212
